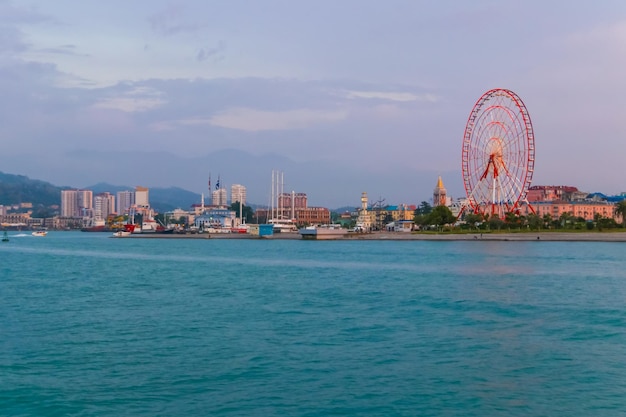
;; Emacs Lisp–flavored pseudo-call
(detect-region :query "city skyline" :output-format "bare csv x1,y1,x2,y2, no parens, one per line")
1,1,625,207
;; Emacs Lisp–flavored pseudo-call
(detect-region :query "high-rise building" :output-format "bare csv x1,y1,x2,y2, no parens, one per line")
433,176,447,206
94,192,115,220
61,189,93,217
61,190,79,217
77,189,93,216
116,191,135,214
230,184,247,205
135,186,149,209
212,188,227,207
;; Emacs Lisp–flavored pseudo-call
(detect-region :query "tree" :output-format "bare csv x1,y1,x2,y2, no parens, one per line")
488,214,504,230
615,200,626,226
542,213,553,229
559,212,574,229
504,211,520,230
527,213,542,230
229,202,254,223
426,205,456,231
416,201,433,216
463,213,483,230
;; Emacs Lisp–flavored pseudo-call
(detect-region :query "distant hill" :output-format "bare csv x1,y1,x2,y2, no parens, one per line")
333,206,357,213
0,173,202,213
88,183,201,212
88,183,202,212
0,171,65,206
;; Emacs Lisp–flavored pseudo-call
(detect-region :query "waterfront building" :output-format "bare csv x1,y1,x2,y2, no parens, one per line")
193,208,236,229
279,192,307,210
520,201,617,222
387,204,416,222
254,207,330,226
231,184,247,206
527,185,579,202
0,213,30,228
116,191,135,215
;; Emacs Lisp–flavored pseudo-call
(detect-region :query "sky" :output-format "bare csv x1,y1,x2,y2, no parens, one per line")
1,0,626,208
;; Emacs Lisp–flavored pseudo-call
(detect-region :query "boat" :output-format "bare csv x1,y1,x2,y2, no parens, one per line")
32,231,47,237
130,218,174,234
2,231,8,242
112,230,131,237
81,219,108,232
268,218,298,233
299,224,346,240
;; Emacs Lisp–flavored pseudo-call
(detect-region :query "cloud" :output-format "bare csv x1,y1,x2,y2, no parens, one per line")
148,4,201,36
93,86,166,112
197,40,226,62
38,44,88,57
344,90,438,103
209,107,348,132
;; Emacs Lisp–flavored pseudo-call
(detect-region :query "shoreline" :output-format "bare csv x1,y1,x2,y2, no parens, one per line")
115,231,626,242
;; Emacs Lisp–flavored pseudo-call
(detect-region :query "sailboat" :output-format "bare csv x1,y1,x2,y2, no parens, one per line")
2,230,8,242
267,170,297,233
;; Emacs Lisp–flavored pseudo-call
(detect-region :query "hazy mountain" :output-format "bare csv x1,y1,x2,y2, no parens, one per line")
0,172,65,207
88,183,201,212
0,173,202,213
7,149,461,209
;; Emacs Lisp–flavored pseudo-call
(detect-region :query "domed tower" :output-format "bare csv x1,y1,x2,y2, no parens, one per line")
433,176,447,206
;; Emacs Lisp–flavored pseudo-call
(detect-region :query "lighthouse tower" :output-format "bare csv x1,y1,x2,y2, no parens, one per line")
355,192,371,232
433,176,447,207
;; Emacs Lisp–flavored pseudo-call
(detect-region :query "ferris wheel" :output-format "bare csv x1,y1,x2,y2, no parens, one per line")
461,88,535,218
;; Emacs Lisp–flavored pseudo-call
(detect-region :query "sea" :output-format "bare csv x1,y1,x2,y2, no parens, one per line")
1,232,625,417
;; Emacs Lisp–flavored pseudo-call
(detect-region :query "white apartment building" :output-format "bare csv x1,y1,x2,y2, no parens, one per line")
212,188,227,207
135,186,149,209
61,190,79,217
116,191,135,215
230,184,247,205
94,192,116,221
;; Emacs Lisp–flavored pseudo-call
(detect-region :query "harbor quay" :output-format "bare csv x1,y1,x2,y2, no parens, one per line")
115,231,626,242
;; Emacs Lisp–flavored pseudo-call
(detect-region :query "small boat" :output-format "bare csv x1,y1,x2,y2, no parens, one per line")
112,230,131,237
31,231,47,237
2,231,8,242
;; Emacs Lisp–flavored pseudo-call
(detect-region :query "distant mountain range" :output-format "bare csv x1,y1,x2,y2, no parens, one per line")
0,172,65,207
0,172,201,212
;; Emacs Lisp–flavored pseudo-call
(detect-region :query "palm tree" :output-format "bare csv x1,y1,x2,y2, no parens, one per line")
542,213,552,229
614,200,626,226
527,213,542,231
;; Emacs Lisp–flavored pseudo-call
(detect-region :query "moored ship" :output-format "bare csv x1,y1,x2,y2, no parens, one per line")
298,224,346,240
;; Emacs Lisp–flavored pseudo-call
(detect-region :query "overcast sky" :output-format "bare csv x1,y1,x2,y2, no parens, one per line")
1,0,625,207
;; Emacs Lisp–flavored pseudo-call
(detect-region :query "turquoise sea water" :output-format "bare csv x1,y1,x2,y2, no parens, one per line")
1,232,625,416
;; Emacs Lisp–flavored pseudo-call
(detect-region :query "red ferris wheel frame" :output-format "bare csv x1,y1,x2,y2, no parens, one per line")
461,88,535,218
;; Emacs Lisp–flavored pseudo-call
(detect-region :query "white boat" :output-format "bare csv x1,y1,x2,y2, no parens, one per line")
299,224,346,240
32,231,47,237
269,218,298,233
112,230,131,237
